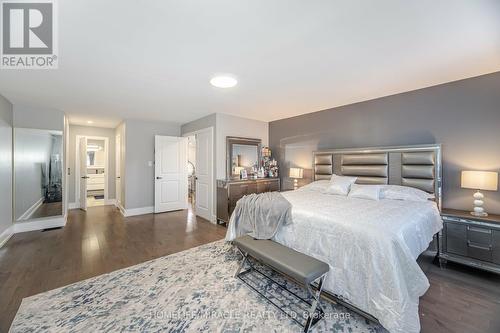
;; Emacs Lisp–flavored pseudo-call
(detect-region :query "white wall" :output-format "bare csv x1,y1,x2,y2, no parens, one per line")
68,125,116,203
0,94,13,243
215,113,268,179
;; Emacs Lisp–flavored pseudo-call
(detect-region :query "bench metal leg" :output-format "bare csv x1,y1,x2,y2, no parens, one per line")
304,275,325,333
234,248,250,278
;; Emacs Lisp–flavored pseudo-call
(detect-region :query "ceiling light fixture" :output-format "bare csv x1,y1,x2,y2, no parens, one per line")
87,120,93,124
210,74,238,88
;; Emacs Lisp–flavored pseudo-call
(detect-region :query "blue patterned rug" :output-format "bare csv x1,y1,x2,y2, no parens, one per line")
10,240,385,332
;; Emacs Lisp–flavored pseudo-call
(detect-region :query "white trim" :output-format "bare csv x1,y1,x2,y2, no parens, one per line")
13,215,67,234
17,197,44,221
0,226,14,248
120,206,154,217
115,202,126,216
75,135,109,209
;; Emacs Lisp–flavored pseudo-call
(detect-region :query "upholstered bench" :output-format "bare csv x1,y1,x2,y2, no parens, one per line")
233,235,330,332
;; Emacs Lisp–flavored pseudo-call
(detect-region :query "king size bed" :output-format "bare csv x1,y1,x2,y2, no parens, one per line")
226,144,443,333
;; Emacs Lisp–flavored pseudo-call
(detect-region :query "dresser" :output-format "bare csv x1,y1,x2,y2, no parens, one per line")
216,178,280,225
439,208,500,274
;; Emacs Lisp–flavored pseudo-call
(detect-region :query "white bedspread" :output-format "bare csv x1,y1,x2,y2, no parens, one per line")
226,189,442,333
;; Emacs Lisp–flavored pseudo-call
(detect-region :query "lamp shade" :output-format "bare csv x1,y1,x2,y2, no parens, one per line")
289,167,303,179
461,171,498,191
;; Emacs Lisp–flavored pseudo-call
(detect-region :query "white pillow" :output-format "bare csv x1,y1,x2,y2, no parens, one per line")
322,174,358,196
299,180,331,192
381,185,434,202
348,184,381,200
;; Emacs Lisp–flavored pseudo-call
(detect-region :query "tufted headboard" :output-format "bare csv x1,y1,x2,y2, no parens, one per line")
313,144,442,209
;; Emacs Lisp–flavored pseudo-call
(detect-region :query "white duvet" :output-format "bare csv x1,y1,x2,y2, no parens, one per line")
226,188,443,333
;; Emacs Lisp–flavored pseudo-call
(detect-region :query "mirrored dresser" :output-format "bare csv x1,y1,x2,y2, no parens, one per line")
440,208,500,274
216,178,280,225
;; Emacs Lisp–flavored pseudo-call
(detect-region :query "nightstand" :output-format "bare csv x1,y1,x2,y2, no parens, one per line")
439,208,500,274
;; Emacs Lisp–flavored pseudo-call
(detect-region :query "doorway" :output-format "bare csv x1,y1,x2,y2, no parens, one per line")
187,135,196,206
86,139,106,207
75,135,109,210
182,127,214,222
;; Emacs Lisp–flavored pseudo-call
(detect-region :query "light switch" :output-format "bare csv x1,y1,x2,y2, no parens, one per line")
148,161,153,167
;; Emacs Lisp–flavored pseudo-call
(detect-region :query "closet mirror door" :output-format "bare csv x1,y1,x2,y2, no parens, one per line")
14,128,63,221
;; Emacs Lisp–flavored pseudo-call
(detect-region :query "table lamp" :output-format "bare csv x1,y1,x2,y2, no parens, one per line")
461,170,498,217
289,168,303,190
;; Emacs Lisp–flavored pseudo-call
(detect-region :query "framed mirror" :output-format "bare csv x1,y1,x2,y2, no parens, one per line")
14,128,63,221
226,136,261,179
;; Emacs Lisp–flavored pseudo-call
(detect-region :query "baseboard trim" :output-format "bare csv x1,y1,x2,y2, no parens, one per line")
122,206,154,217
18,197,44,221
14,215,67,234
0,226,14,248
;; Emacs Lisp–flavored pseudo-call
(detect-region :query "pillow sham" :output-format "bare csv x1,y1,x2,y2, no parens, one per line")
381,185,434,202
348,184,381,200
299,180,331,192
322,174,358,196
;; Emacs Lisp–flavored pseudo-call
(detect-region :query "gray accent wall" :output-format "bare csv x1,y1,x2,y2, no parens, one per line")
13,105,64,130
68,125,116,203
181,113,216,136
269,71,500,214
124,119,180,209
0,94,13,238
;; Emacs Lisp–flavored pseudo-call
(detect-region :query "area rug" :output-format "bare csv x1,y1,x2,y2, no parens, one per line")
10,240,385,332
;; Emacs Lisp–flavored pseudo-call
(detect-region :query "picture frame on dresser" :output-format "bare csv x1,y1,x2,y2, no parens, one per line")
439,208,500,274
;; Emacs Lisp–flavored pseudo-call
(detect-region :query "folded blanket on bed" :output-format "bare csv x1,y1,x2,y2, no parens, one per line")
230,192,292,240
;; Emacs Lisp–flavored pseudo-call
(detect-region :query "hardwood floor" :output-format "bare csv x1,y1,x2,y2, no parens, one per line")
0,205,226,333
1,205,499,333
30,201,62,219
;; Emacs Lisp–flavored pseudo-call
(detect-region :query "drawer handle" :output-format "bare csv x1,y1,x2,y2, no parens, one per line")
467,241,492,251
467,226,492,234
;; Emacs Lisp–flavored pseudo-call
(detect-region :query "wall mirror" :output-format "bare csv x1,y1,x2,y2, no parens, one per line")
226,136,261,179
87,139,105,168
14,128,63,221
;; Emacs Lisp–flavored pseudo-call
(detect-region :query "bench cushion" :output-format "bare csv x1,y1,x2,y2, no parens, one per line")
234,235,329,285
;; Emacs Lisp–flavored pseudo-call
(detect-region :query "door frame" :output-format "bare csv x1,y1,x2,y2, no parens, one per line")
75,135,109,208
182,127,215,223
115,133,121,207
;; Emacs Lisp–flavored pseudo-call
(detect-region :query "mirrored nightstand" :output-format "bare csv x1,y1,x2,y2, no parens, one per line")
440,208,500,274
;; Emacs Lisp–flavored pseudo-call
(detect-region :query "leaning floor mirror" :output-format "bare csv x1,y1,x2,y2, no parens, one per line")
14,128,64,221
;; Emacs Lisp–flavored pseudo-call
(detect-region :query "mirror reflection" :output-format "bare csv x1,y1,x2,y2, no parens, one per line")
231,144,259,177
14,128,63,221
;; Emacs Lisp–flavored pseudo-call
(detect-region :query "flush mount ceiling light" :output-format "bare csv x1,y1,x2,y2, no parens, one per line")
210,74,237,88
87,120,93,124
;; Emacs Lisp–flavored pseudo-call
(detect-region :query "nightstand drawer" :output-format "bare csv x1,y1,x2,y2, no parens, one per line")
467,241,492,262
446,222,467,256
467,225,492,245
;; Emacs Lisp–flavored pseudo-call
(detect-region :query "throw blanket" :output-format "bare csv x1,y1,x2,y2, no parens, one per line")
229,192,292,240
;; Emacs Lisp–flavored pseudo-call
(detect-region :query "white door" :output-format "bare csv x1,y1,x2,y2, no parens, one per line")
195,128,213,221
79,137,88,211
154,136,188,213
115,134,121,206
